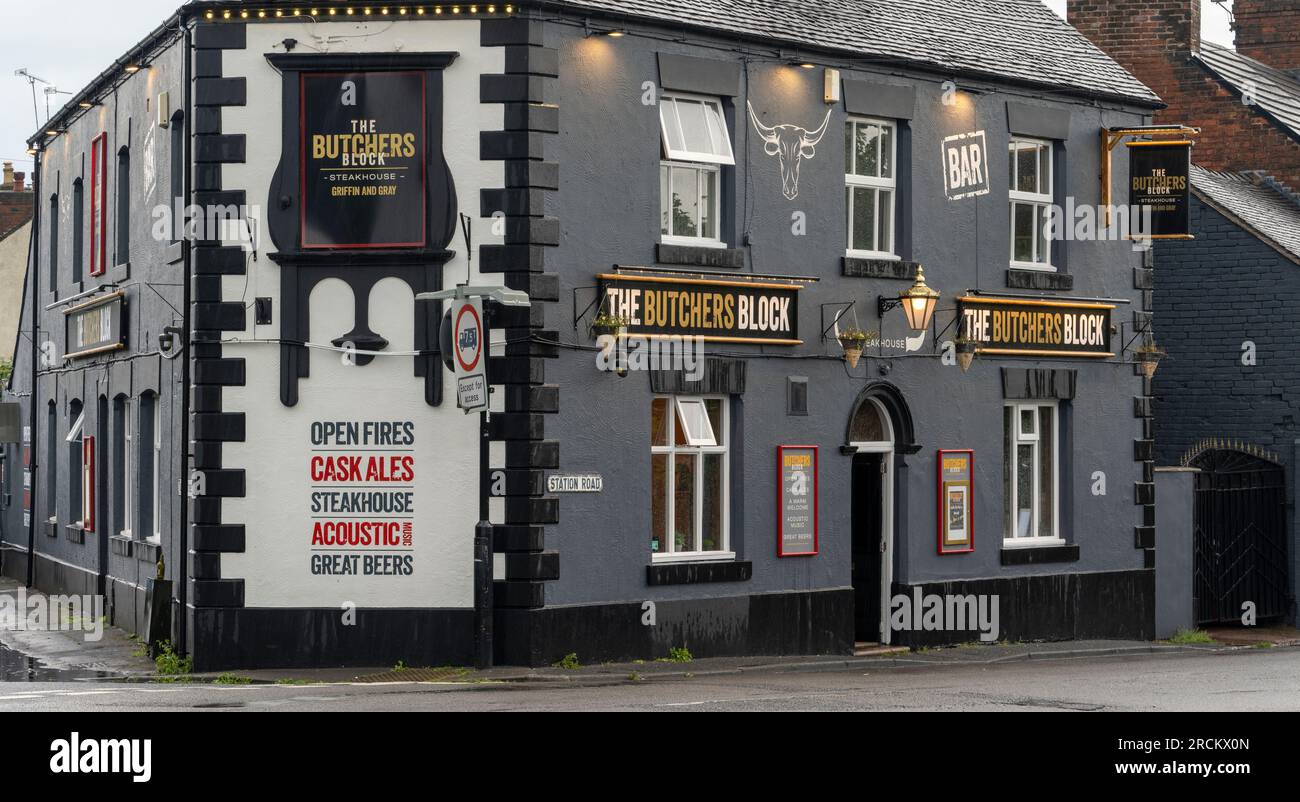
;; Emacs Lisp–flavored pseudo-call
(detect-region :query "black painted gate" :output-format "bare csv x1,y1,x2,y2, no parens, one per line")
1190,449,1290,625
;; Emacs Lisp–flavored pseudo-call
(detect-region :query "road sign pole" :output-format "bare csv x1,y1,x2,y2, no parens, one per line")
416,285,529,673
475,408,493,670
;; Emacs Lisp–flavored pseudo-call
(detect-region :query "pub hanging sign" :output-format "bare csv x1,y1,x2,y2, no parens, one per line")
597,273,802,345
301,71,427,250
64,291,126,361
1128,141,1192,240
959,296,1114,358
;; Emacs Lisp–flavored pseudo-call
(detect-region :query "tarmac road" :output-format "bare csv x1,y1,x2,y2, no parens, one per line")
1,647,1298,712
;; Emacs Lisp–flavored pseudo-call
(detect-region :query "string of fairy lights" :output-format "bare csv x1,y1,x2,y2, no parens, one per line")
201,4,517,20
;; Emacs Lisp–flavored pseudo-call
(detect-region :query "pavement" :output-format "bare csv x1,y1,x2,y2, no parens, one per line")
3,576,1298,692
3,647,1300,711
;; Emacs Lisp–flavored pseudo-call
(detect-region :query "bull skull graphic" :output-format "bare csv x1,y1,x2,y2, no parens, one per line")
748,102,832,201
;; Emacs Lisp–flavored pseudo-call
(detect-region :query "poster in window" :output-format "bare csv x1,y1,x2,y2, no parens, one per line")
778,445,819,557
300,71,427,249
938,449,974,554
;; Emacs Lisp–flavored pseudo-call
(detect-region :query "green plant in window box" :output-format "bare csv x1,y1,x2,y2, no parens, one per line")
837,327,877,370
591,313,630,339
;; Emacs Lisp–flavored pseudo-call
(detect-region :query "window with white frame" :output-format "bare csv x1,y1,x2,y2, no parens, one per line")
66,405,94,531
1009,138,1053,269
659,93,733,246
1003,402,1059,544
845,118,896,257
651,396,730,559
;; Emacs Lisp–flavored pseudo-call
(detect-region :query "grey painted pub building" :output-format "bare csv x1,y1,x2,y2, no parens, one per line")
2,0,1165,669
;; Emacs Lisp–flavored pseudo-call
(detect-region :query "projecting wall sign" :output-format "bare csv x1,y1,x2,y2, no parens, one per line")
748,102,832,201
64,291,126,361
300,71,428,249
942,131,990,201
1128,141,1192,239
959,296,1114,358
598,273,802,345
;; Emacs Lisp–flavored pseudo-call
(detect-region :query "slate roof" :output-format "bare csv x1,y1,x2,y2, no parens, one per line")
1190,165,1300,263
1196,41,1300,143
539,0,1161,105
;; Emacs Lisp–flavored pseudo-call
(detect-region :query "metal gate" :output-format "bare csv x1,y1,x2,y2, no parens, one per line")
1190,448,1290,625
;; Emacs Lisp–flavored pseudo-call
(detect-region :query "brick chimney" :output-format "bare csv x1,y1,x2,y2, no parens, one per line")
1,162,12,191
1068,0,1201,70
1233,0,1300,72
13,172,25,192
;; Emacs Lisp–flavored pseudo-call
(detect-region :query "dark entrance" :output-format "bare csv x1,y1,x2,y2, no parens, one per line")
852,453,884,643
1190,449,1290,625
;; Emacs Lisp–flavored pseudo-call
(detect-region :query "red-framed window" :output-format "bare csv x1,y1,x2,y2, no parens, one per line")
89,133,108,277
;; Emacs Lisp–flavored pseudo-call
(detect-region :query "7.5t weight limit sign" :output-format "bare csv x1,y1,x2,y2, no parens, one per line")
453,299,488,415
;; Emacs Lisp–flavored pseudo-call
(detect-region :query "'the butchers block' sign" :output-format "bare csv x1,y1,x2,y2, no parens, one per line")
64,291,126,361
959,296,1114,358
301,71,427,249
597,274,802,344
1128,141,1192,239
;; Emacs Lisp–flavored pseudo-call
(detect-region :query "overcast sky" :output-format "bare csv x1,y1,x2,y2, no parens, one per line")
0,1,1238,176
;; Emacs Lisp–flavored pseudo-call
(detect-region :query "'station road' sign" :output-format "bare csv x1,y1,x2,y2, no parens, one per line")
453,298,488,415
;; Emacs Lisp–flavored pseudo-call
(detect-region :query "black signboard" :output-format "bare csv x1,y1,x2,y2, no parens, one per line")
958,296,1114,358
1128,142,1192,239
65,291,126,361
300,71,427,249
597,274,802,344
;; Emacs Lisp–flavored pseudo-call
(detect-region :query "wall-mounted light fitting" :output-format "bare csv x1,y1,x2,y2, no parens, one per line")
878,267,941,333
824,68,841,104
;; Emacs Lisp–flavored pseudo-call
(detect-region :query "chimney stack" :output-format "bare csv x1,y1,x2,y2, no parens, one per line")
14,172,25,192
1068,0,1201,69
1,162,12,190
1233,0,1300,73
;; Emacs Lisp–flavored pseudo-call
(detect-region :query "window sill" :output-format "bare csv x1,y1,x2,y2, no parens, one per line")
652,551,736,564
1000,543,1079,566
135,540,162,565
110,534,134,558
1007,268,1073,291
65,524,87,545
843,256,919,281
1008,262,1057,273
846,250,900,262
657,242,745,269
647,559,752,586
44,519,59,538
660,237,727,250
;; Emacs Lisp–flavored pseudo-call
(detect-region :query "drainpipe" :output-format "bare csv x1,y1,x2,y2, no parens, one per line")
176,20,193,657
25,152,41,588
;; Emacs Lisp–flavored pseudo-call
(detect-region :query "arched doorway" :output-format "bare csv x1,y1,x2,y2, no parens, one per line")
1186,445,1290,625
845,383,914,646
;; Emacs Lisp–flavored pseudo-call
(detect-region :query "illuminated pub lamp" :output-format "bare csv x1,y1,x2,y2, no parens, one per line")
878,267,940,333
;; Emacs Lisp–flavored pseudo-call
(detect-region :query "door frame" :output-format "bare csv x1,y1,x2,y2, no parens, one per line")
850,400,895,645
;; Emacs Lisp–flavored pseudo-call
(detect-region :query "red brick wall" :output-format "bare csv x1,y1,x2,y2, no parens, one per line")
1234,0,1300,71
1068,0,1300,190
0,191,34,240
